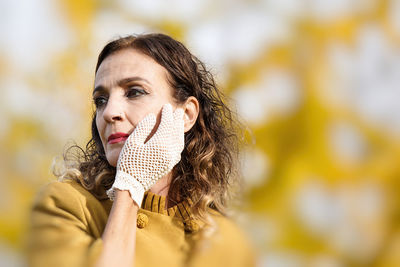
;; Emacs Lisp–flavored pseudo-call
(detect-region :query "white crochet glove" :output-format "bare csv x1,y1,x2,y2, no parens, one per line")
106,103,185,206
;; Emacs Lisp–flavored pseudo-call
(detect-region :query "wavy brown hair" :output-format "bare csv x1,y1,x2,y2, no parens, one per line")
56,33,244,233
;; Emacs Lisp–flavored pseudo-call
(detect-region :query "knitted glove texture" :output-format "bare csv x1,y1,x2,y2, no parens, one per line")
107,103,185,206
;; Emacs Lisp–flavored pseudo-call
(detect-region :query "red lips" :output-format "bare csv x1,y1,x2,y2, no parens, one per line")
108,132,129,144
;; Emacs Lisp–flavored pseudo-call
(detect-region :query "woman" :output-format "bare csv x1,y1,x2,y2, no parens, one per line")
27,33,256,267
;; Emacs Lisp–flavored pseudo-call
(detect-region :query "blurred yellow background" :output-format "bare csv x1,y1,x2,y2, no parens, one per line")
1,0,400,266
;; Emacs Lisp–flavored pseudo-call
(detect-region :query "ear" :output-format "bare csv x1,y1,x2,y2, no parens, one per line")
182,96,199,133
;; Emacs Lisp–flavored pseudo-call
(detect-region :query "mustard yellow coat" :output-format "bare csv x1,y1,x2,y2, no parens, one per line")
26,179,256,267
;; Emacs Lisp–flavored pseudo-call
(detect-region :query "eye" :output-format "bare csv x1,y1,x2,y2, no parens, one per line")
93,96,107,108
126,87,148,98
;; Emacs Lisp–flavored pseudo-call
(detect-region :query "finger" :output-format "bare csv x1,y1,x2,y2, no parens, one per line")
173,108,184,122
173,108,185,142
129,113,157,145
173,108,185,157
151,103,173,140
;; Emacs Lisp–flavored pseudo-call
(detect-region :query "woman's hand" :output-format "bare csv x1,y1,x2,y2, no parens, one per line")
106,103,185,206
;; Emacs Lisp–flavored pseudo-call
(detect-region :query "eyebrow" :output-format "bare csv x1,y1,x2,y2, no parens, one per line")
93,76,151,96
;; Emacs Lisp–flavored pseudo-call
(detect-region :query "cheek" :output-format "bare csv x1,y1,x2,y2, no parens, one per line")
125,102,161,125
95,113,105,143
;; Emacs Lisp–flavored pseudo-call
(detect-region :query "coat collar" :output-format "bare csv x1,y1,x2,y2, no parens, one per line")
141,191,194,221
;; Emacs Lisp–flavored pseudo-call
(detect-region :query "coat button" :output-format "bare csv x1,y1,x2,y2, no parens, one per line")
137,213,148,229
184,220,199,233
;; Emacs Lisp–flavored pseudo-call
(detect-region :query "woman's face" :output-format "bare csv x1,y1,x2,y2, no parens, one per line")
94,49,177,167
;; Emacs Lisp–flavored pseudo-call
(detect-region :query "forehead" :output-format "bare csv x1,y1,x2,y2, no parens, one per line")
94,49,169,87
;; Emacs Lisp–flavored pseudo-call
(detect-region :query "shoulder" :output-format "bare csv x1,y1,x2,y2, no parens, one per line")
31,179,105,220
207,209,257,264
34,179,93,205
198,210,256,266
209,209,252,244
35,179,86,197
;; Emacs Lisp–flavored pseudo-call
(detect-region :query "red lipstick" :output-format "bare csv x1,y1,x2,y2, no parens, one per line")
108,132,129,144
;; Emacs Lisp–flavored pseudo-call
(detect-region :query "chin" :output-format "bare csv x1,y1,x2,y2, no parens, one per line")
106,157,117,167
106,150,121,167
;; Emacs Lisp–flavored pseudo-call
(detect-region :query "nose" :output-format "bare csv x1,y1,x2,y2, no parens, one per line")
102,95,123,122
